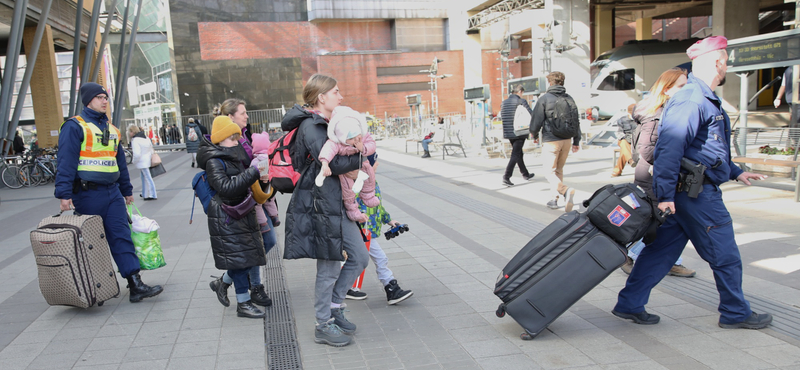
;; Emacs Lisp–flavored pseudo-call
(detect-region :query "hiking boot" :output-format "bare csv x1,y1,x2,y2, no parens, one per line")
564,188,576,213
620,257,634,275
502,178,514,187
209,276,230,307
236,301,265,318
250,285,273,306
421,150,431,158
719,312,773,329
668,264,696,278
612,309,660,325
346,289,368,300
191,161,195,168
522,174,535,181
315,319,352,347
127,273,163,303
385,280,413,305
330,307,356,334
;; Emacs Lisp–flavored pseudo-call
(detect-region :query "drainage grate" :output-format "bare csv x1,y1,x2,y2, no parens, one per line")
262,246,303,370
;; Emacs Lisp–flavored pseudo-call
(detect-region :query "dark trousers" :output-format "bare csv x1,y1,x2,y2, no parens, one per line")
614,184,751,324
72,183,141,278
504,137,530,180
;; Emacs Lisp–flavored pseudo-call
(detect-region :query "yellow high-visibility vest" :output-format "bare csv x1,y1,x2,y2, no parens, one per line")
62,116,121,174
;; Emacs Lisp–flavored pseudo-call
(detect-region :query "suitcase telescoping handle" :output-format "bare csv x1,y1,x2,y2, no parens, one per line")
53,209,83,217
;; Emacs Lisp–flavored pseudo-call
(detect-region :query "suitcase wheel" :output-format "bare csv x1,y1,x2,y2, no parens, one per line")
495,305,506,318
520,332,536,341
97,301,104,307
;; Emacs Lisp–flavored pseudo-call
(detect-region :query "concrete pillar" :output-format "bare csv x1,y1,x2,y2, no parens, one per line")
635,17,652,40
712,0,759,111
553,0,591,108
593,5,613,58
463,31,483,88
22,25,62,149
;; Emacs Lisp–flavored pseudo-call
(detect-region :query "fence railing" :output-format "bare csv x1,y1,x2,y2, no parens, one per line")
733,127,800,159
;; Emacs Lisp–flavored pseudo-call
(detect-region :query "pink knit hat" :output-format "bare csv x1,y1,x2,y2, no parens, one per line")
251,132,271,155
328,106,366,144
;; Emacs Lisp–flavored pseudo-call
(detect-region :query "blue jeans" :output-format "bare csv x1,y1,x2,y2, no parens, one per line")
248,216,276,288
421,138,433,151
222,269,251,303
140,168,157,199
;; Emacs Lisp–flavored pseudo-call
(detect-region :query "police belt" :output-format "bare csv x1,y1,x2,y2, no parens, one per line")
73,179,113,193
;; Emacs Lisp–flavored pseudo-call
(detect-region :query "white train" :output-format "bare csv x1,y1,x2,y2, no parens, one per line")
589,39,696,118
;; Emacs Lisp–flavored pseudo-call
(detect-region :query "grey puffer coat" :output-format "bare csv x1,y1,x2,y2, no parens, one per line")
197,137,266,270
185,122,202,153
281,104,362,261
632,105,662,165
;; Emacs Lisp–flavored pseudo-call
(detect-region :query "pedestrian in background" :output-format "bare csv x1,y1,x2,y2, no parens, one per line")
128,125,157,201
530,71,582,212
500,84,535,186
610,104,637,177
185,118,203,167
613,36,772,330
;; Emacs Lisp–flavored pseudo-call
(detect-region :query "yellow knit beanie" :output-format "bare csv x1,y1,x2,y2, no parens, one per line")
211,116,241,144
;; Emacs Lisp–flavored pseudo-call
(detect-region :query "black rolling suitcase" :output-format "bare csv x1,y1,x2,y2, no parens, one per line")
494,211,627,340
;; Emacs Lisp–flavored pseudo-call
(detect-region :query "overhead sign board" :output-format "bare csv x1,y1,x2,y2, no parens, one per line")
726,28,800,73
464,85,490,101
406,94,422,106
508,76,547,95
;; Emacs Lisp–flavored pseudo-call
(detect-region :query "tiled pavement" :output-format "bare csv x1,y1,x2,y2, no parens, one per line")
1,139,800,369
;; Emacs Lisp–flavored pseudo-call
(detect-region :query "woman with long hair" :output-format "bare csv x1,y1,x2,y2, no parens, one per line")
281,74,368,347
128,125,157,200
623,67,695,278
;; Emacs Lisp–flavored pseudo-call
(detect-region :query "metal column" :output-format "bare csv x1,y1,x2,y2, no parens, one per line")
738,72,750,156
91,2,120,82
74,0,104,114
4,0,54,154
113,0,143,127
0,0,29,143
67,0,85,117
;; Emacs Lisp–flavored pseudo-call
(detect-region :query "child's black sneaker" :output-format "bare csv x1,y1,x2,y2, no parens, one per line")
346,289,367,300
385,280,413,305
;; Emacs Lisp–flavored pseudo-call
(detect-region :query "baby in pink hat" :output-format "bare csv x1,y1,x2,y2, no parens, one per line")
316,106,380,223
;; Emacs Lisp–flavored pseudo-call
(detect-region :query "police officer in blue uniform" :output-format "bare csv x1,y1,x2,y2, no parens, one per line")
55,83,163,303
612,37,773,329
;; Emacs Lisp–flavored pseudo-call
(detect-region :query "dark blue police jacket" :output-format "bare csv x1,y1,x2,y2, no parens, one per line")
54,107,133,200
652,73,743,203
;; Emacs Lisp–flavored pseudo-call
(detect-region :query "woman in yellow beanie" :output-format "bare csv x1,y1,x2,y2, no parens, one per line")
197,115,267,319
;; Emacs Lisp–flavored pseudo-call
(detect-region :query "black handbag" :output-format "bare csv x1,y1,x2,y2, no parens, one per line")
149,163,166,178
582,183,665,245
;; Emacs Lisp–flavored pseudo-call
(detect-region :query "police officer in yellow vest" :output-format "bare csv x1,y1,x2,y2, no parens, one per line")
55,83,163,303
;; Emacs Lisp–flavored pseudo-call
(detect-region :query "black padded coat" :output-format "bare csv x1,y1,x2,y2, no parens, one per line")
197,137,266,271
281,105,362,261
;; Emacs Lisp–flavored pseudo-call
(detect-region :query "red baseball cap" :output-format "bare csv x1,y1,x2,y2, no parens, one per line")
686,36,728,60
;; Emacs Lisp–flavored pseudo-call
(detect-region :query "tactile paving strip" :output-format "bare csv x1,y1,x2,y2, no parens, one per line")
262,246,303,370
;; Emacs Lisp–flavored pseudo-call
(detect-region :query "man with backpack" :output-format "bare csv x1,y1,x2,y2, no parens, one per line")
530,71,582,212
500,84,535,186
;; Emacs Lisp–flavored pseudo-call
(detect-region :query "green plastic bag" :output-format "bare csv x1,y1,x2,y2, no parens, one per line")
128,205,166,270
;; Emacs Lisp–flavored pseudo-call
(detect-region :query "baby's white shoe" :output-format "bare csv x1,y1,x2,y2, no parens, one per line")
315,171,325,187
352,170,369,193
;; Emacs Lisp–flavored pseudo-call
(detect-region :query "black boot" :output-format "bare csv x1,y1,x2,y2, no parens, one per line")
250,285,272,307
209,275,230,307
237,300,265,318
127,273,163,303
421,150,431,158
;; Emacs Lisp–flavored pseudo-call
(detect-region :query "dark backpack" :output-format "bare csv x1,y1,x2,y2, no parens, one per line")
582,183,667,245
548,95,581,139
267,128,302,194
190,159,225,224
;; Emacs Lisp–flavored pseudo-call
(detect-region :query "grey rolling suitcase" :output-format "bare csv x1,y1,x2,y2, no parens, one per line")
494,211,626,340
30,212,120,308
